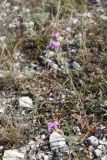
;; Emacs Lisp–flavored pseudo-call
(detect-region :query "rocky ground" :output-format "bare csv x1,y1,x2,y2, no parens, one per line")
0,0,107,160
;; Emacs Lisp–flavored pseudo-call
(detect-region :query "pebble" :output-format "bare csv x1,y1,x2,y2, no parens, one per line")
47,51,55,58
101,155,107,160
19,96,33,108
15,74,26,82
96,7,104,13
61,94,66,102
73,126,81,133
96,0,101,5
100,15,107,20
49,131,69,153
94,130,104,140
98,145,106,151
46,59,54,67
79,79,84,85
13,6,19,10
0,36,6,43
41,134,46,139
3,148,26,160
71,61,82,71
87,136,99,146
88,146,94,152
80,12,92,18
99,140,107,146
66,27,72,33
13,52,22,61
0,98,11,113
29,63,39,69
52,64,59,70
72,18,78,25
94,145,106,157
46,59,60,71
0,107,5,113
88,151,94,159
40,153,49,160
94,148,103,157
9,23,16,29
27,140,35,149
0,146,4,151
71,49,77,53
103,100,107,107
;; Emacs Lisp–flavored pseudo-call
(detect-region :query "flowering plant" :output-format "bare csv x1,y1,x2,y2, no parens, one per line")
46,32,61,50
51,32,60,39
46,41,60,50
48,121,60,132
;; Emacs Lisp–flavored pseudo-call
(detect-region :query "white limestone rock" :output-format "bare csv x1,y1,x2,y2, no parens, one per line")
27,140,35,149
101,155,107,160
99,140,107,146
94,145,106,157
3,148,26,160
94,148,103,157
49,131,69,153
39,153,49,160
87,136,99,146
19,96,33,108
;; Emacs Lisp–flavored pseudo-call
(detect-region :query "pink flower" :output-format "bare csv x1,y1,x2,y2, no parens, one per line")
51,32,60,39
46,42,60,50
48,121,60,132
